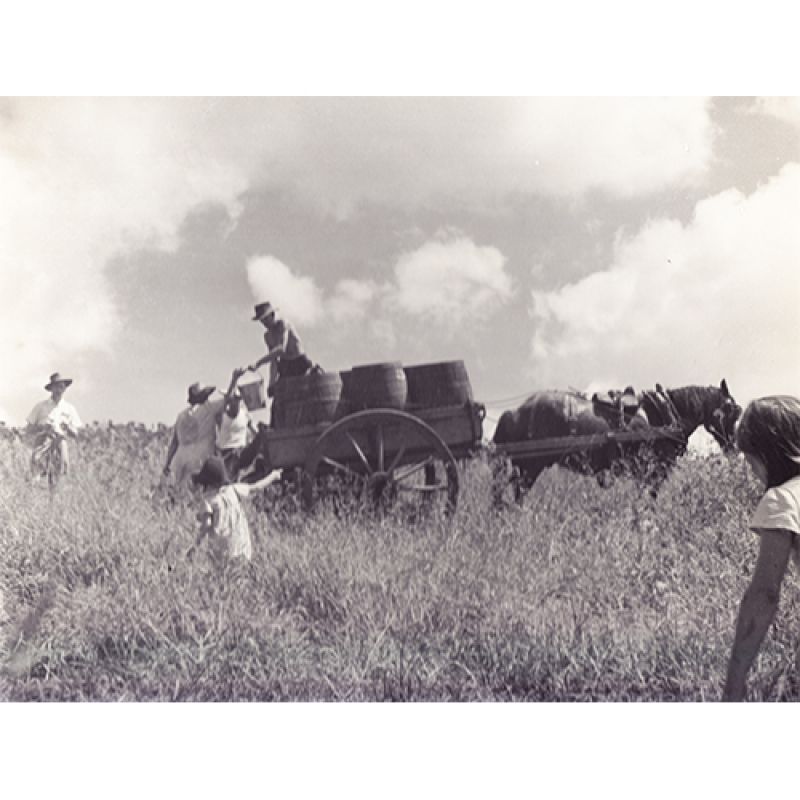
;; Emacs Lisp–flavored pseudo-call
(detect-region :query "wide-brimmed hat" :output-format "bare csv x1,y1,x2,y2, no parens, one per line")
187,382,216,404
252,301,278,322
45,372,73,391
192,456,228,489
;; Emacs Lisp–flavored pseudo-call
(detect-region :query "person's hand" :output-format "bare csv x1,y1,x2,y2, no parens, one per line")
162,465,171,477
185,546,195,561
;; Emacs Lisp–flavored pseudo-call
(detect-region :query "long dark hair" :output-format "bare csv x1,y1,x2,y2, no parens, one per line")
736,396,800,488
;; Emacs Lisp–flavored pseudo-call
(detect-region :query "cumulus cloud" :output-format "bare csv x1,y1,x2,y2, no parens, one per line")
0,97,261,423
1,97,715,422
246,236,512,332
245,255,324,326
392,236,512,324
529,163,800,404
253,97,714,214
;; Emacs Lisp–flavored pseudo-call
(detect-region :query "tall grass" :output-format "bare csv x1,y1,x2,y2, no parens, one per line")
1,427,797,701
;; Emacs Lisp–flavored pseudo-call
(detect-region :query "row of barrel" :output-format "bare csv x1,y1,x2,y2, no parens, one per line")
263,360,473,429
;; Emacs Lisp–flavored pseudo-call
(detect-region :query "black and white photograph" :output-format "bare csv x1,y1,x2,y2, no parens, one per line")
1,4,799,797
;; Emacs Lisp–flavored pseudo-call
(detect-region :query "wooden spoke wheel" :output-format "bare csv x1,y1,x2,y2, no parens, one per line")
301,409,460,516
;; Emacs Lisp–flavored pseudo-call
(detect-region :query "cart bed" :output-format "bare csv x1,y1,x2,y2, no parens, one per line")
262,403,483,471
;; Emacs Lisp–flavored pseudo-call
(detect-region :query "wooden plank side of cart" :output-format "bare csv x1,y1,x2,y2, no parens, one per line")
262,403,483,471
494,426,685,460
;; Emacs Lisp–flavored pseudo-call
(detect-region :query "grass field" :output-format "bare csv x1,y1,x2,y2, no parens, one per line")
1,425,798,702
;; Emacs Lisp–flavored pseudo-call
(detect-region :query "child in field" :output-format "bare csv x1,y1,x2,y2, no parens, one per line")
723,395,800,701
188,455,278,563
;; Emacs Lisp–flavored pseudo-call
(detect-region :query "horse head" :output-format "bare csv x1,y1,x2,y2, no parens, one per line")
703,379,741,453
664,380,741,453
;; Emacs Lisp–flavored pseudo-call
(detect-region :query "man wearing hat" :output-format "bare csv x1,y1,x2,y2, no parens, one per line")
163,380,225,487
26,372,82,480
214,366,257,480
248,302,314,423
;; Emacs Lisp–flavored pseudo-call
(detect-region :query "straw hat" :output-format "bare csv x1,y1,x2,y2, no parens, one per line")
45,372,72,391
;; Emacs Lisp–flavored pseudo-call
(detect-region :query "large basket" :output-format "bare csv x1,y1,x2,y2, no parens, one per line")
238,373,267,411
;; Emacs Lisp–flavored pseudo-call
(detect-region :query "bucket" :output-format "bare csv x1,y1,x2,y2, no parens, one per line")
238,374,267,411
345,362,408,411
404,360,473,409
273,371,344,429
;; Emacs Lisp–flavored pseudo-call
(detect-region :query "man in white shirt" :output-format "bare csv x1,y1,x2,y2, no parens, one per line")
215,367,255,480
26,372,82,481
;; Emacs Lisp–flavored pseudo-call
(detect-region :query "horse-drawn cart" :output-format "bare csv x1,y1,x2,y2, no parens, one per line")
493,380,741,503
248,362,485,513
243,363,739,512
488,381,740,503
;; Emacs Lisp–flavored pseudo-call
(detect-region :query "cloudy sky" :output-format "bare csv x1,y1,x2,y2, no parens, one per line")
1,96,798,429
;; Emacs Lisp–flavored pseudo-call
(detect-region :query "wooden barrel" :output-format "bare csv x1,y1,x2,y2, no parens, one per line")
345,362,408,411
273,372,344,428
404,361,473,408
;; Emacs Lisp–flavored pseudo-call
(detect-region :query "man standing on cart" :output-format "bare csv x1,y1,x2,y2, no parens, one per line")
248,301,314,427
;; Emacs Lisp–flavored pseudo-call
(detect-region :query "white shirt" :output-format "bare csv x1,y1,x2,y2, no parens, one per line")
216,403,250,450
201,484,257,561
750,474,800,568
26,397,82,434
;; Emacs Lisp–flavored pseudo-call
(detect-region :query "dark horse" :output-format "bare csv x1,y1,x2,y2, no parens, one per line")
491,380,740,505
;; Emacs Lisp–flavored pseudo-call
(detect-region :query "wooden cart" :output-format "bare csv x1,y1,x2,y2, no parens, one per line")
259,402,485,513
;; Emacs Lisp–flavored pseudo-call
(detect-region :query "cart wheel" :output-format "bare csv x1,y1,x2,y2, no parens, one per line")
301,409,459,516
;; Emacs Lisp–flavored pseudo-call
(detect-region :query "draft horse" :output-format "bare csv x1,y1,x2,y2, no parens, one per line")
491,379,740,505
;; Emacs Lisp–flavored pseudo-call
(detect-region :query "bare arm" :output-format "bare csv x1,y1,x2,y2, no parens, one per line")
225,367,245,399
216,368,245,426
723,528,794,701
250,326,288,371
250,347,284,371
237,471,280,495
